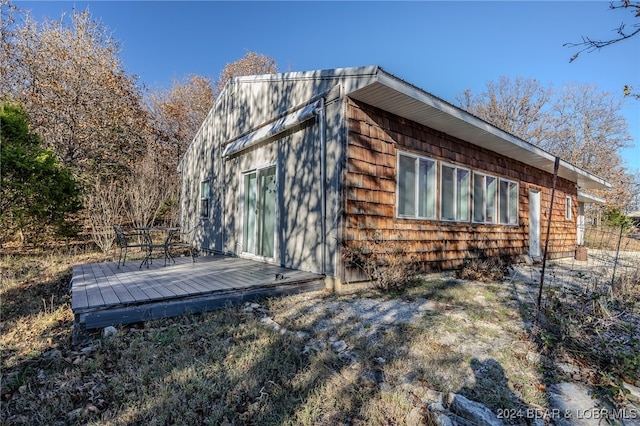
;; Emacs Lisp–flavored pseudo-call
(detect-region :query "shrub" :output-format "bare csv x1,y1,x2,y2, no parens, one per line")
455,256,512,283
341,232,419,291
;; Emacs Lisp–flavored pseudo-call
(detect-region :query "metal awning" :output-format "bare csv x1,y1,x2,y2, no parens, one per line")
222,100,320,157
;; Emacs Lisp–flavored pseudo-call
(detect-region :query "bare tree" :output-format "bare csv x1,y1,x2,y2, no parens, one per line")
545,83,634,207
457,76,553,147
458,79,637,211
2,6,149,180
565,1,640,98
84,179,125,254
215,51,278,95
0,0,19,93
148,74,215,168
565,1,640,62
124,148,174,230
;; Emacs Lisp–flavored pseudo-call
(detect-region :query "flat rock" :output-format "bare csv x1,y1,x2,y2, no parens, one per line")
623,382,640,403
556,362,581,379
547,382,600,426
446,392,503,426
331,339,347,353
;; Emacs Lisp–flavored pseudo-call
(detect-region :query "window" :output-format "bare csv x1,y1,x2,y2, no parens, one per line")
499,178,518,225
200,180,210,218
440,163,470,221
473,172,497,223
397,151,520,226
565,196,572,221
397,152,437,219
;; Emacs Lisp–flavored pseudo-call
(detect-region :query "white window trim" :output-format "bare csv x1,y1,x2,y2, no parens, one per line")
565,196,572,221
394,151,523,226
200,179,210,219
498,178,519,226
240,163,278,260
440,162,471,222
472,171,498,224
396,151,437,220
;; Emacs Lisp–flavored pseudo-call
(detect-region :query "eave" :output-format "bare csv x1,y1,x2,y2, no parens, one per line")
347,68,611,192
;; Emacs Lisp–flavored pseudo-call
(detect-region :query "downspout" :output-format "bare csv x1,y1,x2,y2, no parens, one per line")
220,103,227,256
176,161,183,228
318,97,327,275
221,142,225,255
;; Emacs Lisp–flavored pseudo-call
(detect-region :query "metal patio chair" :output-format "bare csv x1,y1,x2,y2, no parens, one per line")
113,225,150,268
164,227,198,265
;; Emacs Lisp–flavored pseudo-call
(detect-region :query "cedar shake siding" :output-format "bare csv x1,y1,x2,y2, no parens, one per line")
342,98,577,279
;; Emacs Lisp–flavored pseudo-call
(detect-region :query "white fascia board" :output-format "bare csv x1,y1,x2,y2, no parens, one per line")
230,66,380,85
368,69,610,191
578,191,606,204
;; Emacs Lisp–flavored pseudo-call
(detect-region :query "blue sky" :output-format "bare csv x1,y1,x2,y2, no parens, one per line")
15,1,640,174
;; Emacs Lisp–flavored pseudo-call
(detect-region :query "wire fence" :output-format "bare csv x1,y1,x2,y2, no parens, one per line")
507,224,640,395
515,224,640,294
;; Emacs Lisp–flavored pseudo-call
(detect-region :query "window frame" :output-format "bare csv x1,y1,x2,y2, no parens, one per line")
472,171,498,224
565,196,572,221
440,162,471,222
396,151,437,220
395,151,523,226
241,163,278,259
200,179,210,218
498,178,519,225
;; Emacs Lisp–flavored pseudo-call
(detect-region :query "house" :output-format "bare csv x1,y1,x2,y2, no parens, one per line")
629,211,640,230
178,66,610,289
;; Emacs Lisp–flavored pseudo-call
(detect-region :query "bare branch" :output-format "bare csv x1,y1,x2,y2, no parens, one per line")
565,1,640,62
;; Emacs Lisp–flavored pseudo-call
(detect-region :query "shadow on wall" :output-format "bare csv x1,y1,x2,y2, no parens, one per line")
217,79,343,274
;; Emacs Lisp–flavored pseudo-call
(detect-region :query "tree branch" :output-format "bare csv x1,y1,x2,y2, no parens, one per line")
564,1,640,62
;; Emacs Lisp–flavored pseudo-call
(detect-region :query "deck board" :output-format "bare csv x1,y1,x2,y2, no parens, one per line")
71,266,88,310
89,263,121,306
71,254,325,336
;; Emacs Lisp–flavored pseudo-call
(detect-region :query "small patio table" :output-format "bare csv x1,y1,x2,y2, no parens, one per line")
135,227,180,268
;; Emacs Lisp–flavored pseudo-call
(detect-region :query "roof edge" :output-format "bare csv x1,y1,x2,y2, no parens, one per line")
362,67,611,191
578,191,606,204
229,65,380,85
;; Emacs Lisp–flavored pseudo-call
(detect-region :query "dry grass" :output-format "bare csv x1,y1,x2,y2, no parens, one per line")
539,269,640,402
583,225,640,252
3,250,627,425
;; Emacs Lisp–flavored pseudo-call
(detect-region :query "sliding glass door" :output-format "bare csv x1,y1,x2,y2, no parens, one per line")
243,166,276,259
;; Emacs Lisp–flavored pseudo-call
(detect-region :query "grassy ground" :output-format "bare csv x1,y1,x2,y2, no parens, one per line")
1,250,637,425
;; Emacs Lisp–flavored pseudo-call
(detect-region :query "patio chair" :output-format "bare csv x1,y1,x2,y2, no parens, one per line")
113,225,150,268
164,228,198,265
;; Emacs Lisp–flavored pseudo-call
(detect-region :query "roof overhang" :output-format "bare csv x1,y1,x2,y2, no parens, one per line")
347,68,611,192
578,191,605,204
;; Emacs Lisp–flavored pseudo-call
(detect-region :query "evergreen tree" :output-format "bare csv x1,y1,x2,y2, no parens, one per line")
0,102,81,244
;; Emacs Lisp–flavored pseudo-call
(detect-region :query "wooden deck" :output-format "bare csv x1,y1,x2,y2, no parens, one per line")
70,254,325,334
